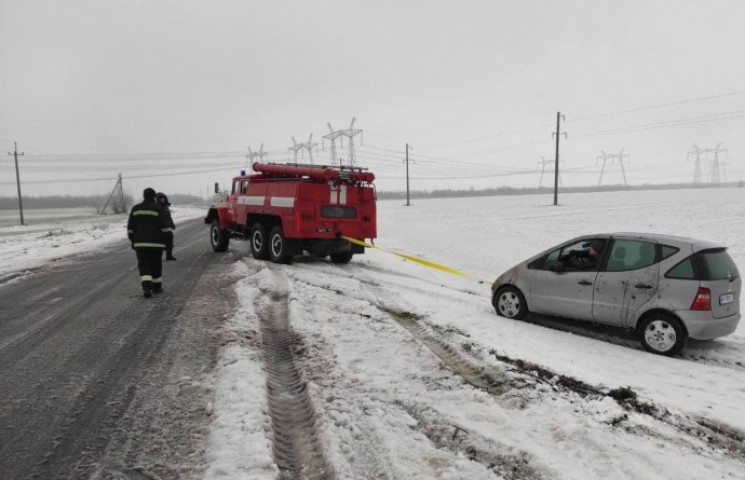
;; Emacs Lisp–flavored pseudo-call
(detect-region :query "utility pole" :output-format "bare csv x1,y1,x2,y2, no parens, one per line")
405,143,412,206
7,142,25,225
552,112,566,206
100,173,124,214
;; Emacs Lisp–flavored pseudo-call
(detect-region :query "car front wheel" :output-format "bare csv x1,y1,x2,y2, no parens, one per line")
494,286,527,320
210,219,230,252
638,313,687,356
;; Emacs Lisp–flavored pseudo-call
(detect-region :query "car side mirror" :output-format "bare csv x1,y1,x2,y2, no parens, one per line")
214,182,219,194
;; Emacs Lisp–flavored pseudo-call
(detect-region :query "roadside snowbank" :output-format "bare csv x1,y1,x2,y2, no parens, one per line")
0,206,206,281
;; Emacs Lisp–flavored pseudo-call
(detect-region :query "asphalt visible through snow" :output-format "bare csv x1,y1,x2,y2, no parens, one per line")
0,218,238,479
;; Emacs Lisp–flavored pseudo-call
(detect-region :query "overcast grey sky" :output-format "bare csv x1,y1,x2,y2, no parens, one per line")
1,0,744,198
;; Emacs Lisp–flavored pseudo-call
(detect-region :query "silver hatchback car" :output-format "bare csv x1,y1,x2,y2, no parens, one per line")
491,233,741,355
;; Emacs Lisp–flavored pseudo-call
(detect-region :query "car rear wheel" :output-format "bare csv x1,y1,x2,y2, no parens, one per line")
638,313,687,356
330,252,353,264
494,286,527,320
250,223,269,260
268,225,293,264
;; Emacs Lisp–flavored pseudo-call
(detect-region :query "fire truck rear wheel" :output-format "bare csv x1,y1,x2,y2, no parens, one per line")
210,219,230,252
269,226,293,264
250,223,269,260
330,252,354,264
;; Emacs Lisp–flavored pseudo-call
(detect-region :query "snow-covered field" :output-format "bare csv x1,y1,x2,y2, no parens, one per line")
2,187,744,479
0,206,205,282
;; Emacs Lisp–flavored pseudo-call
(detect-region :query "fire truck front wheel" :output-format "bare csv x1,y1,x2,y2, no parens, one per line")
250,223,270,260
269,226,294,264
210,220,230,252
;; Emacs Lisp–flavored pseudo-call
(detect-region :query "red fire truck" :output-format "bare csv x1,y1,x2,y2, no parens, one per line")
204,162,377,264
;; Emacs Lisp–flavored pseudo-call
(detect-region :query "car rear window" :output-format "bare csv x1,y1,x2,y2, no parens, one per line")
697,248,739,280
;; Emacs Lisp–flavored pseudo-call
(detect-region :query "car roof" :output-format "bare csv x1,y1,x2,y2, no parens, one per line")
571,232,725,251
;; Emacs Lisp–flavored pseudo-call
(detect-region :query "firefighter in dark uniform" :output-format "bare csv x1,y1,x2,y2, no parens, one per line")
127,187,168,298
156,192,177,260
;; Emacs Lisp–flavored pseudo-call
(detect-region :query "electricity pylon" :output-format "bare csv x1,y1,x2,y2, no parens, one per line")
688,145,704,183
709,144,728,183
323,122,344,166
247,144,268,166
289,134,318,164
338,117,363,166
687,144,727,183
597,149,629,186
538,156,563,188
288,137,303,163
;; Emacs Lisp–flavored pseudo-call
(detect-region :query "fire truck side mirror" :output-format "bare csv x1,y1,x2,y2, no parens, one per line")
214,182,219,194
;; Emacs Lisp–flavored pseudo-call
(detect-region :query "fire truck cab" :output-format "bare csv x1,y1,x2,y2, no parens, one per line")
204,162,377,264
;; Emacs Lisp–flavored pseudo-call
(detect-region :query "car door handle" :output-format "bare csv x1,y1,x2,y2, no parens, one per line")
635,283,654,289
578,280,593,286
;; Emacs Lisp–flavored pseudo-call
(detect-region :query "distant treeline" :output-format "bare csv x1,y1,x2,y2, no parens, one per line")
376,181,745,200
1,182,742,208
0,193,211,210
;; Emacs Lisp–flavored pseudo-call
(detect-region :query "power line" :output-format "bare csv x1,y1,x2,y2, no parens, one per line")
571,109,745,140
0,165,243,186
569,89,745,123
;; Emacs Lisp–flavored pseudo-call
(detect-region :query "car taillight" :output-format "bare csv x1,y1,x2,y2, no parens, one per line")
691,287,711,311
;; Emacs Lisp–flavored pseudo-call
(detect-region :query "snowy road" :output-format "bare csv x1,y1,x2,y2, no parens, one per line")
0,218,232,479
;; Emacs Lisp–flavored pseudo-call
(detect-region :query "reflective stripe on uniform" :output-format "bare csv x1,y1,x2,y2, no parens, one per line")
161,228,174,232
127,229,134,234
152,277,162,284
133,210,160,216
133,242,166,248
140,275,153,282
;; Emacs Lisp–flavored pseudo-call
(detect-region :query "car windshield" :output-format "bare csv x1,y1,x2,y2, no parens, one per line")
698,248,739,280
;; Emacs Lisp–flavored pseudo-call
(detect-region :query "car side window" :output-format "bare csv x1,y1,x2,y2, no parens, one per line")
661,245,679,260
545,248,561,264
528,248,561,270
666,257,696,279
605,239,657,272
232,180,240,194
240,180,249,195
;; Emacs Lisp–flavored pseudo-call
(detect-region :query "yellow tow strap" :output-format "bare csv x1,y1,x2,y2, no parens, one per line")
341,236,489,283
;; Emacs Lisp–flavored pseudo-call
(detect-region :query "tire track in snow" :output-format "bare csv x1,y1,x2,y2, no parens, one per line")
256,268,336,480
286,263,549,478
292,262,745,465
382,303,745,464
312,257,745,371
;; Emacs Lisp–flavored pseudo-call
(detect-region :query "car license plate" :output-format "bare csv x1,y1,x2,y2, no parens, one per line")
720,293,734,305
